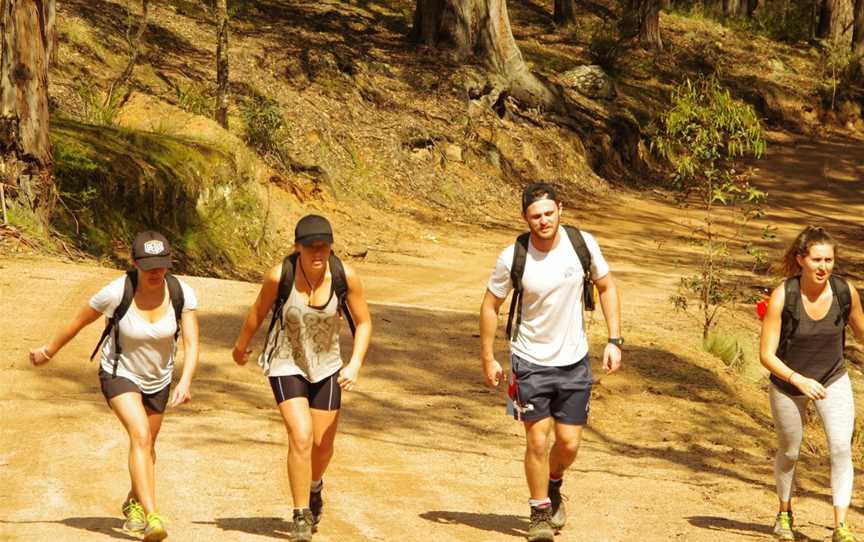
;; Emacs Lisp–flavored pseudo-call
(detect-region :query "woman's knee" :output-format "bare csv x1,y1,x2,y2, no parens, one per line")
526,433,548,457
289,429,314,455
555,436,580,456
128,426,153,450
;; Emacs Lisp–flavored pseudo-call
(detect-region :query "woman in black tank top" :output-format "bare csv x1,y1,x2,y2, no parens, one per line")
759,226,864,542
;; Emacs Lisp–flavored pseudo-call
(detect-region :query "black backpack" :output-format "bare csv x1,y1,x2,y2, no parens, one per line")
264,252,356,357
505,225,595,341
90,271,185,377
778,274,852,358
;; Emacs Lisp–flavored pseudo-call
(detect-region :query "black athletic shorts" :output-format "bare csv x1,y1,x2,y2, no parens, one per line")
508,353,592,425
98,368,171,414
269,371,341,411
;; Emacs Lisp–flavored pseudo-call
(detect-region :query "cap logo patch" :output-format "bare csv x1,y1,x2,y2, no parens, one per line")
143,240,164,255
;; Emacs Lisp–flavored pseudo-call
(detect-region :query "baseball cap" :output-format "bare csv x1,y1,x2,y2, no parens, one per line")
521,182,558,212
295,214,334,246
132,231,173,270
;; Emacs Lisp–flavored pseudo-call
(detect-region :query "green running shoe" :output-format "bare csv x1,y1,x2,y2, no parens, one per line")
121,498,146,534
527,505,555,542
548,479,566,531
833,524,858,542
292,508,314,542
772,512,794,541
142,512,167,542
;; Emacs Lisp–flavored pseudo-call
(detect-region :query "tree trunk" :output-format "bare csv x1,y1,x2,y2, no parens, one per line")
411,0,645,180
215,0,229,129
723,0,740,17
554,0,578,25
624,0,663,49
854,0,864,74
817,0,837,39
0,0,54,218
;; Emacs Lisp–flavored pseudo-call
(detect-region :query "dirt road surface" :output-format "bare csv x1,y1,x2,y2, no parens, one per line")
1,134,863,541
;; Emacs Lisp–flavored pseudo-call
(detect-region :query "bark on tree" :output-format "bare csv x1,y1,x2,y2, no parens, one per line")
816,0,852,42
104,0,149,109
215,0,229,128
554,0,579,25
411,0,644,180
624,0,663,49
854,0,864,74
0,0,54,218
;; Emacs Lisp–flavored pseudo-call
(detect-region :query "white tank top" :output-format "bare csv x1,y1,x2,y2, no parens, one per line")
259,283,343,382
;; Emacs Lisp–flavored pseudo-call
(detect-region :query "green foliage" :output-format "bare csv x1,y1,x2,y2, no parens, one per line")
749,1,815,43
241,97,288,155
175,82,212,116
655,74,768,339
817,40,858,110
703,332,760,376
76,84,122,126
587,23,625,74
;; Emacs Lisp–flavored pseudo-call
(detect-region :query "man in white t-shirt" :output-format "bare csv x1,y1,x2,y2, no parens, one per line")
479,182,623,542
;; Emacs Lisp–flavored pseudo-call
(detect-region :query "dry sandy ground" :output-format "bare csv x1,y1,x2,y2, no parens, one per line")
1,134,863,541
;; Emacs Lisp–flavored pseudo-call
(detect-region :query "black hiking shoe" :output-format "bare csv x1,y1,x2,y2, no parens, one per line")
310,482,323,530
527,505,555,542
291,508,314,541
548,479,566,531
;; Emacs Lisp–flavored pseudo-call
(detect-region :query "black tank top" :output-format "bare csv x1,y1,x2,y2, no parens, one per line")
771,294,846,396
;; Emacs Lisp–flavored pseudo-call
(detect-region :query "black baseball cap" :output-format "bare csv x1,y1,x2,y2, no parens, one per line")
295,214,334,246
132,231,173,270
521,182,558,212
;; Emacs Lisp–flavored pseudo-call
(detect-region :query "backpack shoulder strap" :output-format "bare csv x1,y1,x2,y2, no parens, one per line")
264,254,298,344
778,276,801,357
830,275,852,324
328,253,355,336
89,271,136,362
563,225,592,274
564,225,596,311
505,233,530,341
165,274,185,339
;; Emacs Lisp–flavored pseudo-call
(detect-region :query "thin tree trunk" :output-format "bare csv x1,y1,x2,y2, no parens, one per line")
0,0,54,218
104,0,149,109
215,0,229,128
817,0,835,39
554,0,578,24
625,0,663,49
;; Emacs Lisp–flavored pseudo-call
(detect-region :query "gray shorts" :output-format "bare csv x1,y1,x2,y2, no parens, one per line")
98,368,171,413
508,353,592,425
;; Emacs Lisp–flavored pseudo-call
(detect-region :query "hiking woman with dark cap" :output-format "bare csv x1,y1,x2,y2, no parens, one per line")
232,214,372,542
760,225,864,542
29,231,199,542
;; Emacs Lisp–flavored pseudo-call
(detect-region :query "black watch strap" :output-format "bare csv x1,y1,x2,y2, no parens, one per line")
608,337,625,346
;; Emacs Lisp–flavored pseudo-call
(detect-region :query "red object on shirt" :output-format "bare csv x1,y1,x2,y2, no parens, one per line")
756,298,769,320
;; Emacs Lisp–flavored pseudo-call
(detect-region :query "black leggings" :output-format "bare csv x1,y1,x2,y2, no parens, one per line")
269,372,341,411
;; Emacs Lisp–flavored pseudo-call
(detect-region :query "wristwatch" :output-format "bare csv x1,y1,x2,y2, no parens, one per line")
608,337,625,347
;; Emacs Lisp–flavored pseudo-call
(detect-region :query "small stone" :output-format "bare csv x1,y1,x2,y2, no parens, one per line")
443,144,463,162
560,65,616,100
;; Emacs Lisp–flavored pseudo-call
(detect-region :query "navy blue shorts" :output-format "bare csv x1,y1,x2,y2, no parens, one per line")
269,372,341,411
508,353,592,425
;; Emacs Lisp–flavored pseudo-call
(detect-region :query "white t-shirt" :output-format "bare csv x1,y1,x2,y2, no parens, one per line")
487,227,609,367
90,275,198,393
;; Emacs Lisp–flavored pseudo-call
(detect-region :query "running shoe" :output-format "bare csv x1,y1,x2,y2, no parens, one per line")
292,508,314,542
527,505,555,542
833,523,857,542
310,482,324,528
142,512,167,541
772,511,794,541
120,498,146,534
548,479,566,530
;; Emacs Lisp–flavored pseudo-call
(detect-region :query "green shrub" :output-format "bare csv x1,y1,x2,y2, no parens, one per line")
240,97,287,154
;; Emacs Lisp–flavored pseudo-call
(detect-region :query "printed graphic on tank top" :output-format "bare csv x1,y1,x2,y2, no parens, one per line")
263,283,343,383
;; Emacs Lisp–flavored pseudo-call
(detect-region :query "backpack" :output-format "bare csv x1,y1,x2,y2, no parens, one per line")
263,252,356,365
777,274,852,358
505,225,595,342
90,271,185,377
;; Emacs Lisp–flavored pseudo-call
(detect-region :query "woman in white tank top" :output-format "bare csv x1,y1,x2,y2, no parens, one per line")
233,215,372,542
29,231,200,542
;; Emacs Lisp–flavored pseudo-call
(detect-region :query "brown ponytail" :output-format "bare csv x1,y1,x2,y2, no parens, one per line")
779,225,836,277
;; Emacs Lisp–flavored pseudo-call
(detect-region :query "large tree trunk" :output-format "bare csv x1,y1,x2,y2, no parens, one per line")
816,0,852,42
554,0,579,25
854,0,864,74
215,0,229,128
0,0,54,218
411,0,645,180
624,0,663,49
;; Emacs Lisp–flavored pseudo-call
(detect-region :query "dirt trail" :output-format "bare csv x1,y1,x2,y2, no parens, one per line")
1,135,864,542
